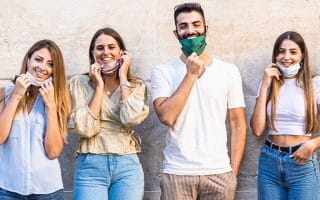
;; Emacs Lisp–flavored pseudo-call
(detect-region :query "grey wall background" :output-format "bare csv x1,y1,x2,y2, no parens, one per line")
0,0,320,199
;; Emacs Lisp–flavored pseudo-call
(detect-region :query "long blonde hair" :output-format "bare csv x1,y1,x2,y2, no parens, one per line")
17,39,71,141
268,31,318,134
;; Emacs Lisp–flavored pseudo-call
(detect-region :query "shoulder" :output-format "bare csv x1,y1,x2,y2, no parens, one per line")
69,74,90,85
152,58,182,74
129,77,146,89
68,74,91,94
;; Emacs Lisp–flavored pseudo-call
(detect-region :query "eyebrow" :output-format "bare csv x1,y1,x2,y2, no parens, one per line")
279,47,298,50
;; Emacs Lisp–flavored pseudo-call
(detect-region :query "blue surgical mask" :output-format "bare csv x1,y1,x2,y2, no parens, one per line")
276,62,301,78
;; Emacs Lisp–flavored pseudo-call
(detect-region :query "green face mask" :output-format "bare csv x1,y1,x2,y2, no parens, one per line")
179,35,207,57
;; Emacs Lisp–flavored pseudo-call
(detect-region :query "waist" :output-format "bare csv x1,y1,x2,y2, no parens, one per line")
265,138,303,154
268,134,311,146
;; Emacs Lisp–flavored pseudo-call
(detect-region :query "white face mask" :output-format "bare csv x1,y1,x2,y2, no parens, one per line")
276,62,301,78
26,71,52,87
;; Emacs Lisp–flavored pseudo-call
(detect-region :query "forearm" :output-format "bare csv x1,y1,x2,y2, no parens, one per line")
0,94,21,144
88,86,103,118
230,123,247,176
156,74,196,126
44,106,64,159
250,85,269,136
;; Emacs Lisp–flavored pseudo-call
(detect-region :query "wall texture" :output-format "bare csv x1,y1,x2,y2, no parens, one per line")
0,0,320,199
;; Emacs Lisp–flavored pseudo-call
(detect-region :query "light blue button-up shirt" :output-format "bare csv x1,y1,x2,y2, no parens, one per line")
0,86,63,195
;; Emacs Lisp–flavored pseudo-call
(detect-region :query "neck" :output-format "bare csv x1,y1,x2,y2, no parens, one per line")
28,85,40,96
102,73,120,88
180,51,212,67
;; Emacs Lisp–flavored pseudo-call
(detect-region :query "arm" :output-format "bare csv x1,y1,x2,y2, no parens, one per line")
229,107,246,176
118,51,134,101
68,75,101,138
119,82,149,127
153,53,204,126
0,75,30,144
40,81,63,159
250,63,279,136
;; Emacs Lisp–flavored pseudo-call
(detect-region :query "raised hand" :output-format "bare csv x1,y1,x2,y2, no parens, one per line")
39,81,56,110
118,50,131,81
186,52,205,79
262,63,281,87
13,74,31,98
89,63,104,88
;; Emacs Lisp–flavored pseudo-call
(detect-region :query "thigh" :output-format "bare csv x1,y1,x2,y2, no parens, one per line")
287,153,320,200
257,147,287,200
198,172,237,200
73,154,110,200
160,173,198,200
108,154,144,200
29,189,64,200
0,188,25,200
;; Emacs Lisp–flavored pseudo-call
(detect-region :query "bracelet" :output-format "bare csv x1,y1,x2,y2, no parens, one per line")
120,81,133,88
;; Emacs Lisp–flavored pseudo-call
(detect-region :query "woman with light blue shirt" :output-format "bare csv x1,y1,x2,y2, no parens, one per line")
0,39,71,200
251,31,320,200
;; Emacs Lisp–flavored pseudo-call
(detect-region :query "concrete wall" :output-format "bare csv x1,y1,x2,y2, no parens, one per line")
1,0,320,199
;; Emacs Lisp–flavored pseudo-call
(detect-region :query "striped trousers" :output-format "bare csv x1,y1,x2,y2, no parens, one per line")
160,171,237,200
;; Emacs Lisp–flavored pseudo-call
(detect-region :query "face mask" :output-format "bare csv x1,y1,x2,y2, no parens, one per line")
276,62,301,78
179,35,207,57
93,54,121,75
26,71,52,87
100,60,120,75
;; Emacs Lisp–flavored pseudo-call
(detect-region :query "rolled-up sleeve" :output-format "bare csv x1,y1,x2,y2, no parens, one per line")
68,75,100,138
119,81,149,127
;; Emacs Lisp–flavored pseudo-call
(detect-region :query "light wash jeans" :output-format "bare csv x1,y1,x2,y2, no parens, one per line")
0,188,64,200
258,145,320,200
73,153,144,200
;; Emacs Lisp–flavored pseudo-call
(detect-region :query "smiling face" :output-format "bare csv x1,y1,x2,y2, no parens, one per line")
276,39,303,68
92,34,121,65
27,48,53,82
175,11,206,40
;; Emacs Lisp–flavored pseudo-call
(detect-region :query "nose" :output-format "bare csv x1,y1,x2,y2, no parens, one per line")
38,62,48,70
283,51,291,60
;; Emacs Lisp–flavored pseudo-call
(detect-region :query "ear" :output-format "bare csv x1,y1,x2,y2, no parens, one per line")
205,25,208,33
173,30,179,40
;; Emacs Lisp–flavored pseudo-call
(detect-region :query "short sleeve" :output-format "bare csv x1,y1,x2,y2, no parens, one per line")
313,76,320,105
151,65,172,102
227,66,245,108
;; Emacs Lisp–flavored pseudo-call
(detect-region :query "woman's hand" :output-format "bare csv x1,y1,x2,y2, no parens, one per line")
13,74,30,97
89,63,104,88
261,63,280,88
39,81,56,110
290,140,317,164
119,51,131,82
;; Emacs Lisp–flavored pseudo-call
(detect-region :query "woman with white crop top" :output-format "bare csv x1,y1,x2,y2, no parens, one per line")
251,31,320,200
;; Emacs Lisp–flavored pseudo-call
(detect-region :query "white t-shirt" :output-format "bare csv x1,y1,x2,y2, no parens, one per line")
151,58,245,175
259,77,320,136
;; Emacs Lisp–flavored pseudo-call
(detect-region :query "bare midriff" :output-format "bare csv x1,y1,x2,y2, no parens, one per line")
269,135,311,146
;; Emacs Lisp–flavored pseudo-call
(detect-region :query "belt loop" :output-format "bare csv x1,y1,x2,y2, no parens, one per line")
289,147,292,155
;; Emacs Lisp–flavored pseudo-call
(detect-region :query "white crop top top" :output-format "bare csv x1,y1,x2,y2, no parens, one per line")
257,76,320,136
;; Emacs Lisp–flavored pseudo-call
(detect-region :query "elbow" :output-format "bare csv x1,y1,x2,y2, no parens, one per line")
159,115,175,126
251,127,264,137
46,149,62,160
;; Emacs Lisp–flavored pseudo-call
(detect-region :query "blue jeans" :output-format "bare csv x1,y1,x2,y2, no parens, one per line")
258,145,320,200
73,153,144,200
0,188,64,200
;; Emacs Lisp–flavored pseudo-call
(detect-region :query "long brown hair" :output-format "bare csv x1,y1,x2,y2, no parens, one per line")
17,39,71,141
268,31,317,134
88,27,140,84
